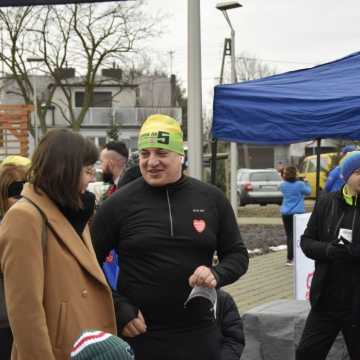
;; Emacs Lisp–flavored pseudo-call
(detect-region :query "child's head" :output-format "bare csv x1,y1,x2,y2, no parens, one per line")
70,331,135,360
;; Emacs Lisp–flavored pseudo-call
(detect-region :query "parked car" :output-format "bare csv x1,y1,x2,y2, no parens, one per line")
298,152,337,197
237,168,283,206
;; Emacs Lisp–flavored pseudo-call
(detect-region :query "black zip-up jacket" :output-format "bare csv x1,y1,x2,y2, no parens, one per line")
300,190,360,323
91,176,249,330
217,290,245,360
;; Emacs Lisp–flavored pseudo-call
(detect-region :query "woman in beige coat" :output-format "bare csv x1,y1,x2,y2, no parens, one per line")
0,130,116,360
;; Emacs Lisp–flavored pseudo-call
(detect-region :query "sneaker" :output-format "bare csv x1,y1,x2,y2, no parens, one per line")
285,261,293,266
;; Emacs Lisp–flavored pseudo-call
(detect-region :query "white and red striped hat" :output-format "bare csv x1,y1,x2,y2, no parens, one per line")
70,330,134,360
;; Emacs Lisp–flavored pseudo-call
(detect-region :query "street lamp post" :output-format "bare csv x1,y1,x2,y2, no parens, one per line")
216,1,242,213
187,0,203,180
27,57,45,147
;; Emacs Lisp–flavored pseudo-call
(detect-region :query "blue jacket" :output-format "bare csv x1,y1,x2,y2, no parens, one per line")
324,166,344,192
280,180,311,215
102,249,119,290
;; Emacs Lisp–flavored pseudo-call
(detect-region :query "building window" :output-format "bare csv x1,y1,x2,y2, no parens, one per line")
75,91,112,108
98,137,107,147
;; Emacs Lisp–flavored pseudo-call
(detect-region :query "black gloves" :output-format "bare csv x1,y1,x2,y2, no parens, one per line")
326,241,352,261
349,244,360,258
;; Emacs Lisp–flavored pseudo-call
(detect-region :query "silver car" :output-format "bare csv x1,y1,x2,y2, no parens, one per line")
237,168,283,206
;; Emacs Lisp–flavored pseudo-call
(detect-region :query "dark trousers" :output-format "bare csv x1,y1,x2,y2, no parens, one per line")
296,309,360,360
125,323,221,360
282,214,294,261
0,326,12,359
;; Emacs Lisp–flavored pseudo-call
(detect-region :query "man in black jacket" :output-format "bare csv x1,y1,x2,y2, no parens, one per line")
296,151,360,360
100,141,129,192
91,114,249,360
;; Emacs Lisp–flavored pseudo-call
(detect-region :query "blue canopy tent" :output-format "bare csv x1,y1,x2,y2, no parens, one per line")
212,51,360,196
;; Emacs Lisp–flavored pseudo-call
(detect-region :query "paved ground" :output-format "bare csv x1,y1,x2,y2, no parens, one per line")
224,250,294,313
237,217,282,225
230,205,302,313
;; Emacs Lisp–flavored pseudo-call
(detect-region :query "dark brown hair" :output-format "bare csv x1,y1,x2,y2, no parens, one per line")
0,164,27,217
28,129,98,209
105,141,129,160
283,166,297,182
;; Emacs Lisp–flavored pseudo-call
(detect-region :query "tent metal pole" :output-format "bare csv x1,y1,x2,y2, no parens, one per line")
229,29,238,213
210,138,218,184
316,138,321,199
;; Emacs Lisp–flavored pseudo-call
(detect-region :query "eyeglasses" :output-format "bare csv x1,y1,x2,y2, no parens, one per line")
83,166,96,176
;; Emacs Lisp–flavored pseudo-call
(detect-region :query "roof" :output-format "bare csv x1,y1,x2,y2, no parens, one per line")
213,51,360,145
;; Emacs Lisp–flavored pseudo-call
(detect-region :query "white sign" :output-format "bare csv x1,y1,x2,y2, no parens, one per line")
294,213,314,300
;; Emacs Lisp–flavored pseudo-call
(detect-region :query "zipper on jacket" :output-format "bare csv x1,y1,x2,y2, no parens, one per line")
334,212,345,236
351,207,357,237
166,189,174,237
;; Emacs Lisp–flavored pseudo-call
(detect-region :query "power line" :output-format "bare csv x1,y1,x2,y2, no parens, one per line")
237,56,318,66
155,47,322,67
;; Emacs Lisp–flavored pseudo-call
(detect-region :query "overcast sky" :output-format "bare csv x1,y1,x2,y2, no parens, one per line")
144,0,360,109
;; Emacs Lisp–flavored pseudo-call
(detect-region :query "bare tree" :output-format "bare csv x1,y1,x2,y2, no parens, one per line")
236,52,277,81
0,6,44,136
0,1,162,135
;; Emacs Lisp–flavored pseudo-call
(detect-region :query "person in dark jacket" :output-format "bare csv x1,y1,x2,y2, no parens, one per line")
296,151,360,360
91,114,249,360
100,142,130,290
100,141,129,197
103,164,141,290
217,290,245,360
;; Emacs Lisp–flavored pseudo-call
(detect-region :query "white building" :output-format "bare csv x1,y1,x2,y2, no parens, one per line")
0,69,182,153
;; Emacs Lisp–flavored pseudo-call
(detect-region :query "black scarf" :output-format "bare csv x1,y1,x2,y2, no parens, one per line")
57,190,95,237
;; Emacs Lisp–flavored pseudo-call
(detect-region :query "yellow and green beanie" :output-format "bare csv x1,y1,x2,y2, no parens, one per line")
138,114,184,155
1,155,31,167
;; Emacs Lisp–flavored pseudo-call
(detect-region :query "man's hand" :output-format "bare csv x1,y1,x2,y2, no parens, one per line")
121,310,147,338
189,266,217,288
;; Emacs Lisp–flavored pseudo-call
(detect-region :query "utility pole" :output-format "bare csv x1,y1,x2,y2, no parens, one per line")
187,0,203,180
216,1,244,212
27,57,45,146
168,50,175,75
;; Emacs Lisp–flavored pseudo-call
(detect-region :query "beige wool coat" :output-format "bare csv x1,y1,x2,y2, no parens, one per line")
0,184,116,360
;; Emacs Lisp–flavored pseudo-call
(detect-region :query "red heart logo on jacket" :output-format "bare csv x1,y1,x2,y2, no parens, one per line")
193,219,206,233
